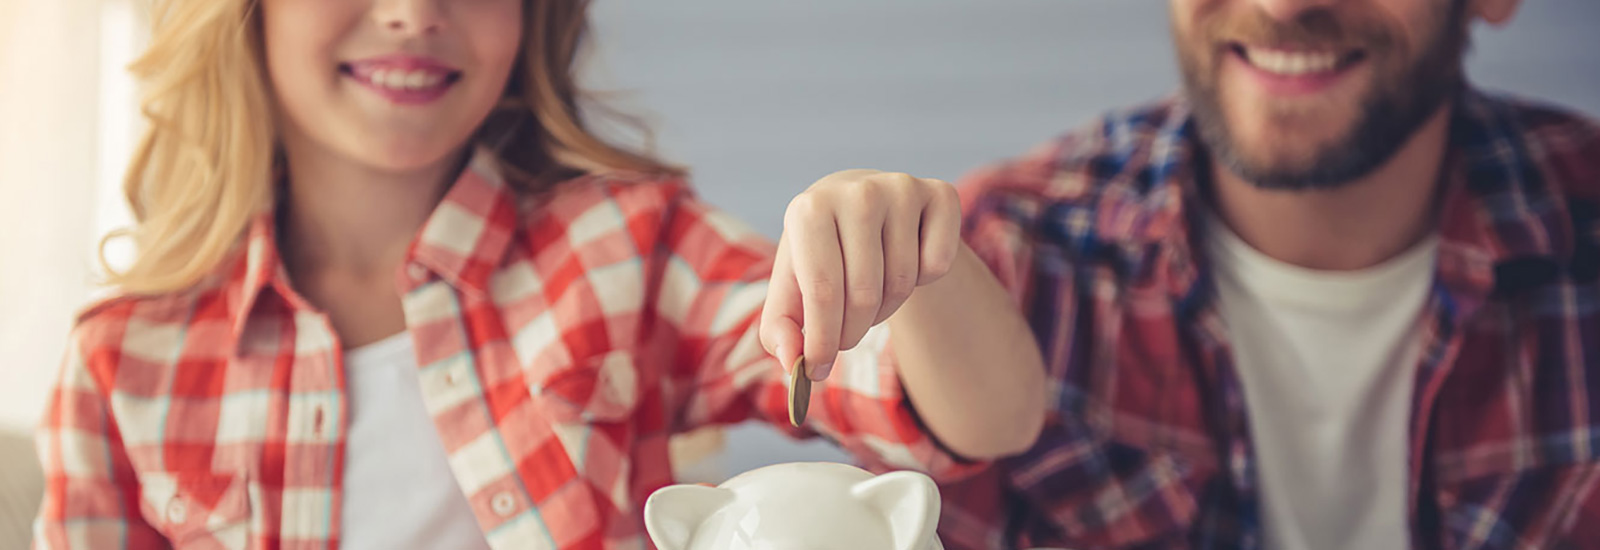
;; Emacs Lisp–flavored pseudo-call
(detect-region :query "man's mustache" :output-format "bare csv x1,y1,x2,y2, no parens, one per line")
1203,8,1396,52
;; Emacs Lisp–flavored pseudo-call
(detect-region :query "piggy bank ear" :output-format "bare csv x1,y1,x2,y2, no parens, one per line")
644,485,735,550
851,471,941,550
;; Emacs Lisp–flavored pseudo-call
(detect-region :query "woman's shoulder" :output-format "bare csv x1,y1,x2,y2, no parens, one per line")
526,170,694,216
512,169,772,260
523,170,758,236
67,280,231,366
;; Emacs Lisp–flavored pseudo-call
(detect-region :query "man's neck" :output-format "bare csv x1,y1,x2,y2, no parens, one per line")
1206,104,1454,271
279,139,468,281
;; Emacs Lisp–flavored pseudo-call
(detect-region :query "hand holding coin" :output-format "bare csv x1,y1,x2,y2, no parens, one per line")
758,170,962,399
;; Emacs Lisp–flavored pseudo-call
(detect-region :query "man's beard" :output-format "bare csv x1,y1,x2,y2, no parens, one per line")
1177,2,1469,190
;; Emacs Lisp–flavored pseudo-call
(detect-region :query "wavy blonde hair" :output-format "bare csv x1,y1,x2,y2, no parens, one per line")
107,0,678,295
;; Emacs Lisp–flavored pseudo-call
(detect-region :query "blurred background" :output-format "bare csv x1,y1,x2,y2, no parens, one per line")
2,0,1596,545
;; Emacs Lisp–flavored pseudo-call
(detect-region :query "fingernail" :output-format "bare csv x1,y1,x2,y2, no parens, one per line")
809,361,833,381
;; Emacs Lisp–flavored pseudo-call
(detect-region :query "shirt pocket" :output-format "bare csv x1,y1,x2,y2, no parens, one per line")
531,349,641,424
527,349,643,514
138,471,254,549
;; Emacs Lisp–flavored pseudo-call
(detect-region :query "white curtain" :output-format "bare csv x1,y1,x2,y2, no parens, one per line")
0,0,142,543
0,0,141,433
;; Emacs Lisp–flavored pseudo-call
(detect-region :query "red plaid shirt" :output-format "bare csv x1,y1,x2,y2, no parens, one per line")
940,90,1600,550
33,149,977,549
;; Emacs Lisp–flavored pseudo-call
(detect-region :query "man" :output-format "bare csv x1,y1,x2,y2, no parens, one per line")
926,0,1600,548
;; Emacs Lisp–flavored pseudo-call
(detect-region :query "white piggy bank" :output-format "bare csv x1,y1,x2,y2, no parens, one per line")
644,462,944,550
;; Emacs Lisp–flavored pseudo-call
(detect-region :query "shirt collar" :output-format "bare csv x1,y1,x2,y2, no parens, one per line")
1087,89,1581,310
224,147,522,345
1430,91,1582,304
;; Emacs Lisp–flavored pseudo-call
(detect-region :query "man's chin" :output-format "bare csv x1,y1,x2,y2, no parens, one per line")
1211,132,1368,190
1229,138,1339,173
1229,161,1327,188
1229,108,1358,146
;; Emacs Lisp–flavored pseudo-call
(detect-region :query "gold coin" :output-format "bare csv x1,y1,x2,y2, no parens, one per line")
788,355,811,427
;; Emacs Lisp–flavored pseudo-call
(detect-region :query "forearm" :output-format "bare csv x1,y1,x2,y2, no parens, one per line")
888,242,1046,460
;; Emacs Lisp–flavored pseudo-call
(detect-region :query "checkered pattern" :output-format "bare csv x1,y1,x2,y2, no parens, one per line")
937,90,1600,550
32,149,977,549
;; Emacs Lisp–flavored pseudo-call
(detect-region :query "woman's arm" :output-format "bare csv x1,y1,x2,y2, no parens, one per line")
886,243,1046,458
34,325,168,550
645,182,989,479
759,170,1047,461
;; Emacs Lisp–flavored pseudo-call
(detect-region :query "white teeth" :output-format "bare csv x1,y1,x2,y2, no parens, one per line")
385,70,409,89
404,71,429,90
360,67,449,90
1286,55,1309,74
365,68,446,90
1244,48,1340,76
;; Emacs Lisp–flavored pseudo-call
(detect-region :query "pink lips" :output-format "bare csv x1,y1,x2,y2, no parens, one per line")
341,55,462,105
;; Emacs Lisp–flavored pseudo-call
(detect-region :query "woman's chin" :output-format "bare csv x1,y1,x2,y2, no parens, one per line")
353,144,465,176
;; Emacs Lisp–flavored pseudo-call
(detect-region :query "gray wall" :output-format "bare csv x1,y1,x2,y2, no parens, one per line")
587,0,1600,474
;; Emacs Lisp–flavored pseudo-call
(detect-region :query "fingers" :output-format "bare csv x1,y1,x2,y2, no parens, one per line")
758,236,805,374
765,170,962,381
918,180,962,285
876,200,921,326
785,195,845,380
836,188,886,354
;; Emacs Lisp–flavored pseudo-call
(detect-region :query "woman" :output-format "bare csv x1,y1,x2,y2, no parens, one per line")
32,0,1046,548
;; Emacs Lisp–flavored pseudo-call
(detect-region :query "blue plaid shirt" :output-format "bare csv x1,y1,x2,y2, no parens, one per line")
933,88,1600,550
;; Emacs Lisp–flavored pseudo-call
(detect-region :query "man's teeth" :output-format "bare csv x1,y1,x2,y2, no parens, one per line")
1244,49,1341,76
366,69,446,90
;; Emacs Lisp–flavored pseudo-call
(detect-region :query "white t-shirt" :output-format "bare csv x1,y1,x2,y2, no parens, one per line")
1204,214,1438,550
340,333,492,550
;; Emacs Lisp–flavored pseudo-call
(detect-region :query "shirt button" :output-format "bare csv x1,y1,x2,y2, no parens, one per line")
166,498,188,524
491,491,517,517
445,369,461,386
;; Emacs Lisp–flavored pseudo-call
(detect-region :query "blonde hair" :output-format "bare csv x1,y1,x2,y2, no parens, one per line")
106,0,678,295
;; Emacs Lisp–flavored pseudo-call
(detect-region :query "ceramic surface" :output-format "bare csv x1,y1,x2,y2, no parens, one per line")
644,462,944,550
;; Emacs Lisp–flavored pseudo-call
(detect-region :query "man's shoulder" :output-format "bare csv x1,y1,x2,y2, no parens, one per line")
1494,93,1600,140
1469,92,1600,199
1516,100,1600,200
957,98,1192,212
955,100,1193,295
